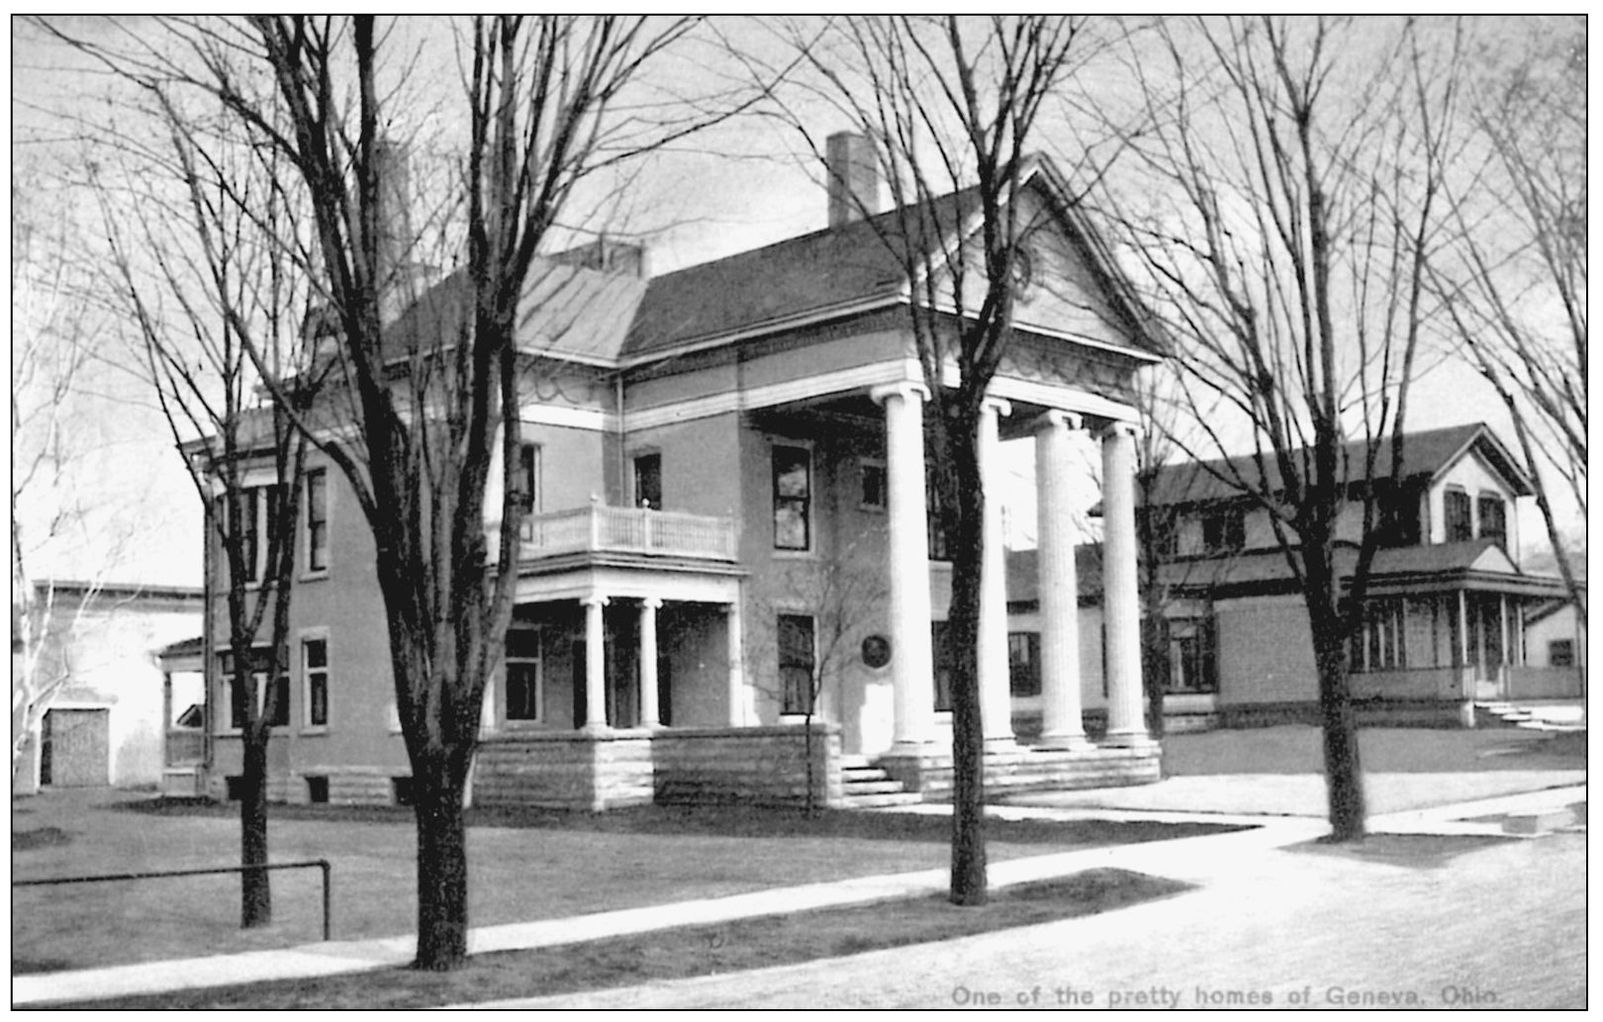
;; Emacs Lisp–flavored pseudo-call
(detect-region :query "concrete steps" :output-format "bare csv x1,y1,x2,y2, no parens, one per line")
840,761,924,809
1475,701,1584,732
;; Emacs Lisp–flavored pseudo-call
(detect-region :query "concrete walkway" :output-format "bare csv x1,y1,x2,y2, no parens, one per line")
12,783,1583,1008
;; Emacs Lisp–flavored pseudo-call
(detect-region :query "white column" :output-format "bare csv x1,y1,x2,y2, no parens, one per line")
639,598,662,729
1035,410,1088,749
725,598,746,726
582,595,609,731
872,382,935,751
1101,422,1149,746
978,396,1015,747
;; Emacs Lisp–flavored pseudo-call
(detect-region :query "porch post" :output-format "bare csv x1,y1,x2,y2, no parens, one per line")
1034,410,1088,749
872,382,935,752
639,598,662,729
1101,421,1150,746
582,595,609,731
978,396,1015,748
725,598,746,726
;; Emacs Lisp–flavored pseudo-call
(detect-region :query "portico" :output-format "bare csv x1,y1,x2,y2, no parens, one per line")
871,375,1151,761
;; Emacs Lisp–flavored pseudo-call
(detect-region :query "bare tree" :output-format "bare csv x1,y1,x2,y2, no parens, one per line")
1093,16,1467,840
765,15,1107,903
89,91,313,927
750,540,887,814
1428,18,1585,622
51,14,759,969
10,176,132,784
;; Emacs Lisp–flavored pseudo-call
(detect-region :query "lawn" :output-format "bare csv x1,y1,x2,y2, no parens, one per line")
46,870,1192,1009
12,789,1234,976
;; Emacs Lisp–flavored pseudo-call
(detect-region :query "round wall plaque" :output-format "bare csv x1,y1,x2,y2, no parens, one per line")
861,634,892,669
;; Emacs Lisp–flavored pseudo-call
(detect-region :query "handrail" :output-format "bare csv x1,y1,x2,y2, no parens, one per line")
14,859,333,940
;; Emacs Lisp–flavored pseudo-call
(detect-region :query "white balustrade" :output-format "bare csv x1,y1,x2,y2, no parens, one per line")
521,504,735,561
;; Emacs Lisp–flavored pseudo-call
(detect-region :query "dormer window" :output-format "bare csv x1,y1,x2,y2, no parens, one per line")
1444,489,1473,543
1477,494,1507,547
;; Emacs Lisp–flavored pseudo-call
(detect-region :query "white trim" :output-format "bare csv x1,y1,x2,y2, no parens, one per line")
624,359,923,432
521,403,612,433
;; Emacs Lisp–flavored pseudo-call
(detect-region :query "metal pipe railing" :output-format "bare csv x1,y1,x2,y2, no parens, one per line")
14,859,333,940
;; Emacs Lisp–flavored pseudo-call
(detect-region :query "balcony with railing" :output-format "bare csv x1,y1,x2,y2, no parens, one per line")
520,502,737,563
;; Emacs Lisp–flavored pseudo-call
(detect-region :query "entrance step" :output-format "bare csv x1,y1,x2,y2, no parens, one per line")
840,762,924,809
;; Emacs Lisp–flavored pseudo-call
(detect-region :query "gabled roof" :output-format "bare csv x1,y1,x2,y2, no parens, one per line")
1143,423,1531,507
621,192,967,359
389,259,648,366
621,158,1166,363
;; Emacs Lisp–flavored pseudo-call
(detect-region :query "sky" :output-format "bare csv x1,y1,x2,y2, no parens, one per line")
8,16,1583,589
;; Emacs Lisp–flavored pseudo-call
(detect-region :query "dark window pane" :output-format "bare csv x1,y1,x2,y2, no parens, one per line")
1444,490,1473,543
778,614,815,715
634,453,661,509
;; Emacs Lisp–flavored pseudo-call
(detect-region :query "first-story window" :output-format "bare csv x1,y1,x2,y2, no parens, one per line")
302,637,329,728
859,458,886,512
1166,618,1218,694
773,444,812,551
1549,639,1575,668
505,622,543,721
1353,598,1407,672
1008,632,1041,697
778,614,816,715
220,646,289,730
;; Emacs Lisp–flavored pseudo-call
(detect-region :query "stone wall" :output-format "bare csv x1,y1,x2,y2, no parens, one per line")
653,724,842,807
474,731,655,811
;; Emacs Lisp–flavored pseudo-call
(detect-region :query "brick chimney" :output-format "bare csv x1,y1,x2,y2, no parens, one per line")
826,131,880,228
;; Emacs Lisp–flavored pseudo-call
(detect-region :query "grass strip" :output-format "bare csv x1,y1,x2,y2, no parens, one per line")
50,869,1190,1009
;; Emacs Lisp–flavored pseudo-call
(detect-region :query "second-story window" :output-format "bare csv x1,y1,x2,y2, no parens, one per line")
1477,494,1507,547
240,488,262,583
1201,506,1245,555
514,443,541,541
306,469,329,573
1444,489,1473,543
634,452,662,509
773,445,811,551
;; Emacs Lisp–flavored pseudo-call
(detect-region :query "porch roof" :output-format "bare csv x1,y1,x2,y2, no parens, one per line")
1005,539,1570,607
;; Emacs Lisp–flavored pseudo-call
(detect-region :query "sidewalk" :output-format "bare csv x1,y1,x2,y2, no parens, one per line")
12,783,1582,1008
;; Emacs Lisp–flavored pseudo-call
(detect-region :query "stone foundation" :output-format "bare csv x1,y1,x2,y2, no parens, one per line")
474,731,655,811
653,724,842,808
1219,698,1472,730
879,741,1160,797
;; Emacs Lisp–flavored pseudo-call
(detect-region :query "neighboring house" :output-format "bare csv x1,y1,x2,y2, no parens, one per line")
187,134,1170,809
1523,599,1586,683
1007,423,1576,731
14,581,204,793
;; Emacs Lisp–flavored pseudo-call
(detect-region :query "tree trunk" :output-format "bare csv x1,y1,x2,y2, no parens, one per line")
946,421,988,906
239,733,272,928
413,755,470,970
1141,614,1169,741
1311,606,1366,842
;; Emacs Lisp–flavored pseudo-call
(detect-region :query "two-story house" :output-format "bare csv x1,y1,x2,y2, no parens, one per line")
1007,423,1576,733
190,134,1170,809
